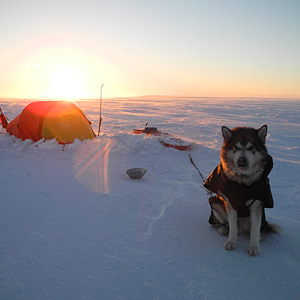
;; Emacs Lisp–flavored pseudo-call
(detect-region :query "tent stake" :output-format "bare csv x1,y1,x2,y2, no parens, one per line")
98,84,104,136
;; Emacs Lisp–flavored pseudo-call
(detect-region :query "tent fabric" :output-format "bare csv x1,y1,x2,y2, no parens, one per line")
0,108,8,129
6,101,95,143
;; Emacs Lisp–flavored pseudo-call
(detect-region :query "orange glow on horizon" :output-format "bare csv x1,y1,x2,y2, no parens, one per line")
1,42,299,100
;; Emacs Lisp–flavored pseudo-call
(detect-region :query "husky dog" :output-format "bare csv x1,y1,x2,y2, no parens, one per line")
204,125,277,256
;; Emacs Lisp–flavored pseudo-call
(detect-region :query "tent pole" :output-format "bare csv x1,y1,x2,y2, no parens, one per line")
98,84,104,136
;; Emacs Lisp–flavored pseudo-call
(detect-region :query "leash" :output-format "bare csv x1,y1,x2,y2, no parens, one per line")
188,149,206,183
188,149,213,196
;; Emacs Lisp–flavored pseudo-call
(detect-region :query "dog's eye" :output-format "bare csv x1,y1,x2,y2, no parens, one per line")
233,145,241,152
247,145,255,152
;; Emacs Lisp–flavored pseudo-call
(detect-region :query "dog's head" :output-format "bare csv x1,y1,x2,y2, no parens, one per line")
220,125,268,181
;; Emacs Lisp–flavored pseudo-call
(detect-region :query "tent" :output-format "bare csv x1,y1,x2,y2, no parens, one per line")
5,101,95,143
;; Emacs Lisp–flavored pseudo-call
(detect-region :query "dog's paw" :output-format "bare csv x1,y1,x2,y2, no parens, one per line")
247,245,260,256
218,225,228,235
224,240,237,250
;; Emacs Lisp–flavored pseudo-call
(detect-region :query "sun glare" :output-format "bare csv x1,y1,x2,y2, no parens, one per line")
74,138,115,194
47,65,87,99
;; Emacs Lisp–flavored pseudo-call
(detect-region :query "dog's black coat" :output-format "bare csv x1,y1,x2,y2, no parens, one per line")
204,154,274,219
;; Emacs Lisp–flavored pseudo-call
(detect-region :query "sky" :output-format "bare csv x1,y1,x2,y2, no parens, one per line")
0,0,299,99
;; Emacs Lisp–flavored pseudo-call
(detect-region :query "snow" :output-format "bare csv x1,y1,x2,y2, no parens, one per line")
1,97,300,300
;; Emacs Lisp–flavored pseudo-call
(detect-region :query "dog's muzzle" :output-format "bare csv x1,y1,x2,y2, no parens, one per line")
237,156,248,168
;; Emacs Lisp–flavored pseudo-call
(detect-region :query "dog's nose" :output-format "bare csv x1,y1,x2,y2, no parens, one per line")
237,157,248,168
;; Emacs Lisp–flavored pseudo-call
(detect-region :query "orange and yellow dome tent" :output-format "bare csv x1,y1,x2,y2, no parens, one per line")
1,101,95,143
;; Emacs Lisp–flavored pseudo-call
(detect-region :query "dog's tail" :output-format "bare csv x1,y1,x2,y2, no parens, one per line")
262,222,282,234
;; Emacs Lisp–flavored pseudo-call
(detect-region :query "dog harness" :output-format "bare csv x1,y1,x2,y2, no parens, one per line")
203,154,274,218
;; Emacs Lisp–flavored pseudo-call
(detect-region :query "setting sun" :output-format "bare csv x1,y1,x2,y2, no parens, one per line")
47,65,87,99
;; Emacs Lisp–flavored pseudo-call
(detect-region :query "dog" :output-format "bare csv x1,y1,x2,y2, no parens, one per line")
204,125,278,256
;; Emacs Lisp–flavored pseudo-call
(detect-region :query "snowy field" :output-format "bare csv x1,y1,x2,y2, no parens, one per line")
1,97,300,300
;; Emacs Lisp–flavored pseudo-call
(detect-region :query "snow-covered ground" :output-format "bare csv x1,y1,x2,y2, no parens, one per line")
1,97,300,300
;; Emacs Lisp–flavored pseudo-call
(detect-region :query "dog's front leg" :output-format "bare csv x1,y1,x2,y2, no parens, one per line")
247,200,263,256
224,204,238,250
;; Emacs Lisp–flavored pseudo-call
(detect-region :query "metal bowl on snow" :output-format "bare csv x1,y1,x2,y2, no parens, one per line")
126,168,147,179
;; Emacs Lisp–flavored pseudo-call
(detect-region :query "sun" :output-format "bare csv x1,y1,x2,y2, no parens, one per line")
47,64,87,99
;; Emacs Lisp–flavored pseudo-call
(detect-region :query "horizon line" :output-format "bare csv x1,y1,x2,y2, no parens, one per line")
1,94,300,101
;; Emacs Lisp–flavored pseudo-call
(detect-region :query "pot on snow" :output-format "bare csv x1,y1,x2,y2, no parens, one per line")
126,168,147,179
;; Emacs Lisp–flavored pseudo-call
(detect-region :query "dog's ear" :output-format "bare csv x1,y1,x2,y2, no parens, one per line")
257,125,267,142
222,126,232,141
